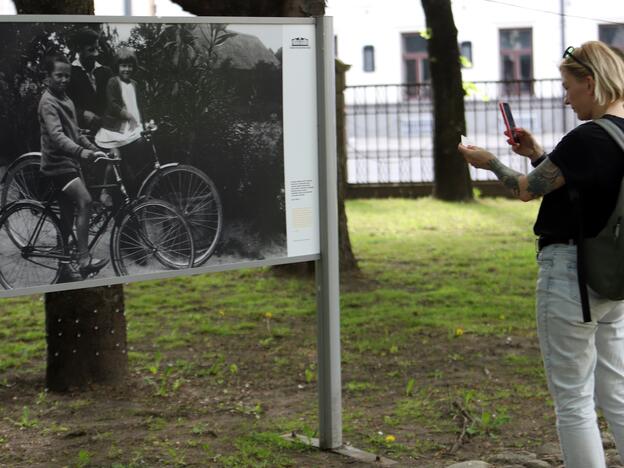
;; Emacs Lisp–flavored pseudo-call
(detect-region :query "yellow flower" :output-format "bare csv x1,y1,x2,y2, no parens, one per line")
385,435,396,443
218,309,225,317
455,327,464,337
265,312,273,319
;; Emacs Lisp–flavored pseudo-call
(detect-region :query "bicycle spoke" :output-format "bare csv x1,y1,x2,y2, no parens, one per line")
142,166,221,266
0,203,64,289
112,200,194,274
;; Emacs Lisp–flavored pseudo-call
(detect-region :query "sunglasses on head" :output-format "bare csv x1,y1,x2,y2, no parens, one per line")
563,46,594,76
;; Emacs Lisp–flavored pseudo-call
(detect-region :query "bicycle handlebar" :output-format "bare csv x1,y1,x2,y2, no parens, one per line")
94,155,122,164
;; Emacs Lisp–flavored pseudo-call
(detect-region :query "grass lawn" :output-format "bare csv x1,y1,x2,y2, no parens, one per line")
0,197,573,467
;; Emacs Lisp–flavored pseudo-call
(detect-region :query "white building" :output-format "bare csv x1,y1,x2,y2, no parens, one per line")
326,0,624,86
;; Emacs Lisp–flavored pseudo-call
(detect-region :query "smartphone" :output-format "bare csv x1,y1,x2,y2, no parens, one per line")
498,101,519,144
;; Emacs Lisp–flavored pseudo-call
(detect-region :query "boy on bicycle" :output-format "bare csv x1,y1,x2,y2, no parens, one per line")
39,53,109,281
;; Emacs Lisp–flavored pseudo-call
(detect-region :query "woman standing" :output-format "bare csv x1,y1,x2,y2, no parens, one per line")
458,41,624,468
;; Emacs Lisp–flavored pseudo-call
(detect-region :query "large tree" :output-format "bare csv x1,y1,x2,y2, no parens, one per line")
170,0,358,272
421,0,473,201
13,0,128,392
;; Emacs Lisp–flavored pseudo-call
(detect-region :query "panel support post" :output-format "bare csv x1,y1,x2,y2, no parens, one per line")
315,15,342,450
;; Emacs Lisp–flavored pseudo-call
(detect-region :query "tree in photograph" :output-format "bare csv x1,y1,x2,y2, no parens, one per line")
421,0,473,201
12,0,128,392
171,0,358,272
124,22,286,254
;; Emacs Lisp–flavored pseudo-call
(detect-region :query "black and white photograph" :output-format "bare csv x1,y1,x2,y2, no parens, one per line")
0,19,289,294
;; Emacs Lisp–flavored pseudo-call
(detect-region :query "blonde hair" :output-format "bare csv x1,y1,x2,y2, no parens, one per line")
560,41,624,106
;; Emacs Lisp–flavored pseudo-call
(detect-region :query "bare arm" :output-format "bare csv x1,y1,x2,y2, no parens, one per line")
458,143,565,201
488,157,565,201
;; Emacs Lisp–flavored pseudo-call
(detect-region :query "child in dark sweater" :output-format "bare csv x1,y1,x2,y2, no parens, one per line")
39,54,108,280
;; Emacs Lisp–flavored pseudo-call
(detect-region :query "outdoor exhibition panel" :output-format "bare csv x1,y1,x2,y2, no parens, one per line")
0,15,322,297
0,15,341,449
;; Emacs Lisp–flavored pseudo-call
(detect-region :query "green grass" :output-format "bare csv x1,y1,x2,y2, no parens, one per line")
346,198,539,332
0,197,546,466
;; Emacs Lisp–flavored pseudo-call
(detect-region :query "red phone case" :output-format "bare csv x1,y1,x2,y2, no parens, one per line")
499,102,519,143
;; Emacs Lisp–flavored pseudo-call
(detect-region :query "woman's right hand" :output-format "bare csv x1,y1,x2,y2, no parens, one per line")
82,150,106,161
505,127,544,161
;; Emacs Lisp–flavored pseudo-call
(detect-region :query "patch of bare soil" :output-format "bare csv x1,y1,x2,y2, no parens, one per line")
0,279,563,467
0,328,556,467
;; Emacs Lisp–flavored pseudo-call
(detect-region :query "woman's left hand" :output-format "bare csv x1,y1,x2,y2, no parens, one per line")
457,144,495,170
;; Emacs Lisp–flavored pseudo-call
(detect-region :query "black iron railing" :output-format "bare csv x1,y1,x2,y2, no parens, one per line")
345,79,580,184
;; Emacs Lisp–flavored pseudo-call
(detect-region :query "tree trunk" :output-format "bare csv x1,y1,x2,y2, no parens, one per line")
45,287,127,391
336,60,358,271
171,0,357,274
169,0,324,16
421,0,473,202
13,0,93,14
13,0,128,392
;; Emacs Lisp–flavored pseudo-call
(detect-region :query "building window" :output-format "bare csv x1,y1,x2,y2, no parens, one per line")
402,33,430,97
500,28,533,95
460,41,473,68
363,45,375,72
599,24,624,51
334,35,338,57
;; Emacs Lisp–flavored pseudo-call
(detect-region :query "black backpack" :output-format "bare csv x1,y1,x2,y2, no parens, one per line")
573,118,624,322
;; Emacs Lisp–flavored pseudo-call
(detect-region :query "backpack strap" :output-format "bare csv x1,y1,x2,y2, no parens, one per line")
574,118,624,322
569,185,591,322
594,118,624,150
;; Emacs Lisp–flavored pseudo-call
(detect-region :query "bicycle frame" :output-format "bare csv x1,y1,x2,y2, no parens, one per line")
136,123,177,197
48,158,140,258
22,191,114,266
18,201,68,266
3,126,180,207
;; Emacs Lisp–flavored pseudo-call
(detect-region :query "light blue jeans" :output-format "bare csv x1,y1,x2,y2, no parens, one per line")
537,244,624,468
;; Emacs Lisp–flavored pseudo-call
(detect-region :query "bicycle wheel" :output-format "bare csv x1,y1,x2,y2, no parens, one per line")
110,199,195,276
0,201,65,289
1,154,51,207
141,165,222,267
2,154,109,239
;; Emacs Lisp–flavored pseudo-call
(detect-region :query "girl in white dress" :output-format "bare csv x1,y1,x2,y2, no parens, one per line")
95,47,144,203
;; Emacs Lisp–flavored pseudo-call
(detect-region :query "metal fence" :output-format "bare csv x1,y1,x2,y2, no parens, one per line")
345,79,580,184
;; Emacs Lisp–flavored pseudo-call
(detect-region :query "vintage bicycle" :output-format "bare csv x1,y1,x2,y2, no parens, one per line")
0,121,221,267
0,155,195,290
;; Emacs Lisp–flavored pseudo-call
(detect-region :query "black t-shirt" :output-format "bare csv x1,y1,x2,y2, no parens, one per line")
533,114,624,239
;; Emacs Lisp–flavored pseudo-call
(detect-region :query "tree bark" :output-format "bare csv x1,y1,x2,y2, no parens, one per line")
171,0,358,273
421,0,473,202
13,0,128,392
45,287,127,391
336,60,358,271
170,0,324,17
13,0,93,14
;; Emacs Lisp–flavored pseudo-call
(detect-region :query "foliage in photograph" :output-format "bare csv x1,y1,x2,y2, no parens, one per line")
0,21,285,244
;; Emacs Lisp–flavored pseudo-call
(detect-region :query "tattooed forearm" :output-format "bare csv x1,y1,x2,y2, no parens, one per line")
526,159,564,197
487,158,523,197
